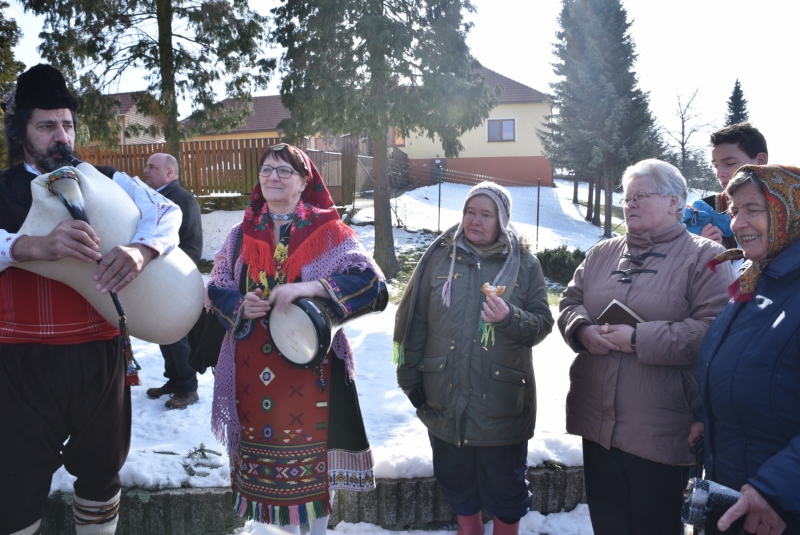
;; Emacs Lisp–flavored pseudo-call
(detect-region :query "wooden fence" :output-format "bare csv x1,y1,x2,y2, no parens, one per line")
79,137,281,195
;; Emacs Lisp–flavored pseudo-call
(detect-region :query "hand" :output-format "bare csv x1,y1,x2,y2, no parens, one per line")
93,243,156,293
718,484,786,535
11,220,101,263
688,421,704,447
242,288,271,319
575,324,620,355
481,294,510,323
603,324,635,353
700,223,723,244
267,281,327,313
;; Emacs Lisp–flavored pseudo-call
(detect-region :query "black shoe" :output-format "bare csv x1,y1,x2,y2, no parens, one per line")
165,391,199,410
146,383,179,399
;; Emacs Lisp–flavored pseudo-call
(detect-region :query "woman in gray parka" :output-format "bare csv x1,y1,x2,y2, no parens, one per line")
394,182,553,535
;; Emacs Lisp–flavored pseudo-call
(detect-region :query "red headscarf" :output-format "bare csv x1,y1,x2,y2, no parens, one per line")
241,144,352,284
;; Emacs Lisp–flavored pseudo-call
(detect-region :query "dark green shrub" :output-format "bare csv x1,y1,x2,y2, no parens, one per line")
537,246,586,284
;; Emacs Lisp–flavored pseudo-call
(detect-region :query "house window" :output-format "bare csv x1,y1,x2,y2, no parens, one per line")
393,126,405,147
488,119,515,142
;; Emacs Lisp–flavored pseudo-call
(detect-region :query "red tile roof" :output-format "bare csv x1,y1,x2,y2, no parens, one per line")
105,92,141,115
188,69,543,136
477,67,547,104
191,95,291,135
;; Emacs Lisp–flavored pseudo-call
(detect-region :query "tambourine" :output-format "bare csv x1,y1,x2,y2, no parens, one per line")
268,281,388,368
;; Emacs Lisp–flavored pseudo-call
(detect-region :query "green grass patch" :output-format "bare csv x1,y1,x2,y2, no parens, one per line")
576,200,625,220
197,258,214,274
545,279,566,306
389,231,438,303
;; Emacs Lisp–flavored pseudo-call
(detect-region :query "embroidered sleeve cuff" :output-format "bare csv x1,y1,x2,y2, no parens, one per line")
0,231,22,270
130,233,167,255
320,277,349,317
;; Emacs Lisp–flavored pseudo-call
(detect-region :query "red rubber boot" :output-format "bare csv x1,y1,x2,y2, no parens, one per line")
491,516,519,535
457,512,485,535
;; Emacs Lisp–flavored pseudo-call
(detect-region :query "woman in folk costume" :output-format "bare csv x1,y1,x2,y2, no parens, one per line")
207,143,383,533
394,182,554,535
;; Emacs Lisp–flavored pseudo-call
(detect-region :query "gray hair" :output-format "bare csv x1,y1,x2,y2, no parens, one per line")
163,153,180,179
621,158,688,220
726,167,760,198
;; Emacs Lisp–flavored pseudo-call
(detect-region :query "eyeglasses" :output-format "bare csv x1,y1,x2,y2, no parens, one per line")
259,165,298,179
619,191,661,207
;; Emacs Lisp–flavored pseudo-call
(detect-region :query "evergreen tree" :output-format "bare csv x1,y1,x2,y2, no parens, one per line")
0,1,25,165
17,0,274,159
272,0,496,277
538,0,655,236
725,79,749,125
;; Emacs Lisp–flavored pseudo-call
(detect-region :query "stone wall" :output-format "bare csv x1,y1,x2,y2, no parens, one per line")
42,467,585,534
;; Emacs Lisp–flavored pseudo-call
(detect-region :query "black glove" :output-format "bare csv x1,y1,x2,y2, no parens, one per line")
407,388,426,408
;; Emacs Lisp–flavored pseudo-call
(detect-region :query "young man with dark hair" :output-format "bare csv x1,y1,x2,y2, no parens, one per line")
701,123,768,247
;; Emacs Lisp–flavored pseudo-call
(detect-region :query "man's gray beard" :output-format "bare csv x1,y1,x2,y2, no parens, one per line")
24,141,72,172
38,155,71,172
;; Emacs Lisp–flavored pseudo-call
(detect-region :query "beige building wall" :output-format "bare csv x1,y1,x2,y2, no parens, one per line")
122,110,166,145
401,102,549,159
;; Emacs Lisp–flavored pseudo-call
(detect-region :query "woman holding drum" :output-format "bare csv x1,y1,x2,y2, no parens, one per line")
207,143,384,533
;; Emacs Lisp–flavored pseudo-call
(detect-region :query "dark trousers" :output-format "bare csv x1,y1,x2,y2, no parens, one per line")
429,432,531,520
159,334,197,393
0,339,131,534
582,438,690,535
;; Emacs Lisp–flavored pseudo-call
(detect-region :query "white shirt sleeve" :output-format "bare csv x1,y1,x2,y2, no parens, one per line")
0,230,22,272
0,169,181,273
111,170,181,256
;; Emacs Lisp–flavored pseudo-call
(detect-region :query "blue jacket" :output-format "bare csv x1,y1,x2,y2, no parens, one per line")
698,239,800,527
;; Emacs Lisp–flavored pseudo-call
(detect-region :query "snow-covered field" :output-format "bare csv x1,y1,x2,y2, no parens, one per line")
51,181,621,534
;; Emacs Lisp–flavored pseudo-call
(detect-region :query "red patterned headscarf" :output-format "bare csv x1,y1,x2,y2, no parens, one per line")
241,144,347,284
708,165,800,301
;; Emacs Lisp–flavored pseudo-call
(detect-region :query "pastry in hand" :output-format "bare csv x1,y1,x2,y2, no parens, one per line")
481,282,506,297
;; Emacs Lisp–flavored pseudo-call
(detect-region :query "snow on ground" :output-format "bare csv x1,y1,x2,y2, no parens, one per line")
49,182,619,533
352,180,617,252
231,504,594,535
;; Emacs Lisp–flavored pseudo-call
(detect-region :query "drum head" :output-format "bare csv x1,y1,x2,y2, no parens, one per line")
268,298,332,368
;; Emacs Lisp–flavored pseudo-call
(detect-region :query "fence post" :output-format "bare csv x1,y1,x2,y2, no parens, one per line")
341,135,357,207
437,162,443,233
536,178,541,251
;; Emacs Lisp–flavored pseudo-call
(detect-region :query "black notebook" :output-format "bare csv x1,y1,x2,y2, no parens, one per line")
596,299,644,328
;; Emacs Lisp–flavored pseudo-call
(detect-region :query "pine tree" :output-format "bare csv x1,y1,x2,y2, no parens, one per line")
272,0,496,277
17,0,274,160
538,0,655,236
725,79,749,126
0,1,25,165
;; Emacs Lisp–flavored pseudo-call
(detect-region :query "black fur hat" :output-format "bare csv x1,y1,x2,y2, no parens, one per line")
14,64,78,111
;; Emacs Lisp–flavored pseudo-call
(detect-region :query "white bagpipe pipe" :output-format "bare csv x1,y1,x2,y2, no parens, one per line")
16,157,205,345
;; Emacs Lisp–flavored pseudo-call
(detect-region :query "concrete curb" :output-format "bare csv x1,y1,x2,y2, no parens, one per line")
43,467,586,534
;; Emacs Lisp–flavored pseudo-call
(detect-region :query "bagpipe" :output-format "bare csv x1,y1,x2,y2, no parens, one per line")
17,159,204,346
